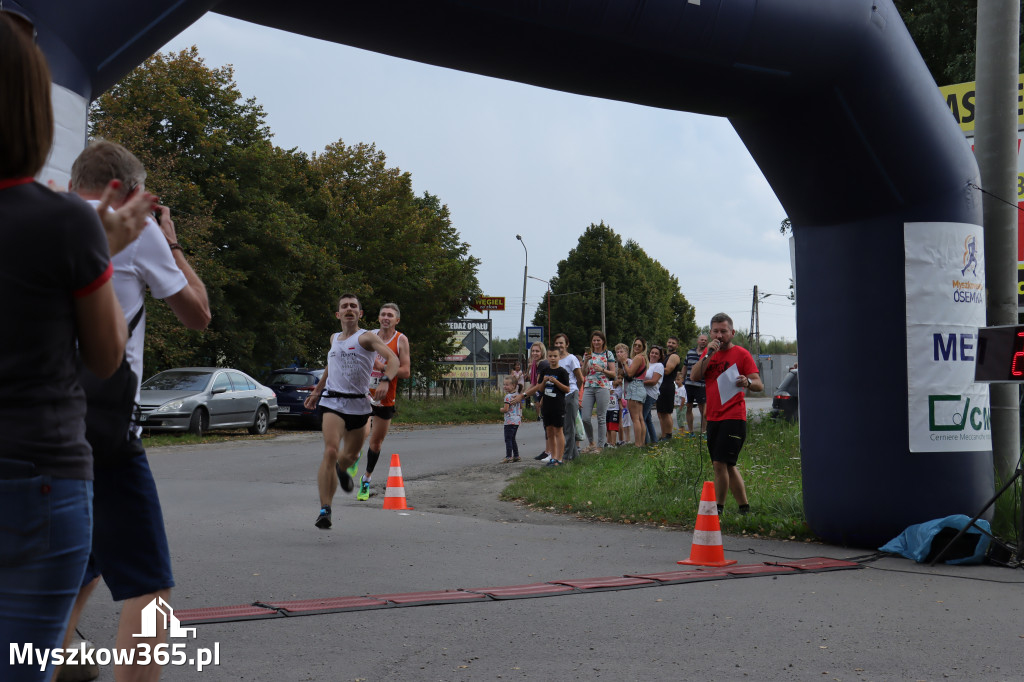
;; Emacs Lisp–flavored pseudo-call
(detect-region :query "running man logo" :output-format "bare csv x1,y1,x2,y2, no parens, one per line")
961,234,979,278
928,395,990,432
133,597,196,639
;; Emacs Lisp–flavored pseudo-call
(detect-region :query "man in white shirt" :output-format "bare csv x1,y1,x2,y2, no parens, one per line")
61,140,211,681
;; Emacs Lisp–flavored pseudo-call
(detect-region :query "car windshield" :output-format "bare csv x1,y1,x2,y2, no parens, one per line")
142,371,212,391
268,372,319,386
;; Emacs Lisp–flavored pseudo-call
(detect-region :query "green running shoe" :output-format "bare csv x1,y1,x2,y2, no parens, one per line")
346,455,360,479
357,478,371,501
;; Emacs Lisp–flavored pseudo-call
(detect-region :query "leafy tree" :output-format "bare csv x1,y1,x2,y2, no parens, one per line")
304,145,480,383
895,0,1024,86
90,48,479,381
531,222,697,352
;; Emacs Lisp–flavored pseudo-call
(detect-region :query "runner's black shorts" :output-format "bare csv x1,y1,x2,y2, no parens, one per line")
707,419,747,466
372,404,397,420
322,406,371,431
685,384,706,405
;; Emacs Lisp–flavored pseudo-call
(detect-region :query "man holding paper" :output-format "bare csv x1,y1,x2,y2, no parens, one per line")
689,313,762,515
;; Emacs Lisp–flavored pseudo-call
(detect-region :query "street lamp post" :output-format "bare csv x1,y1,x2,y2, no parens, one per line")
516,235,528,365
528,275,551,345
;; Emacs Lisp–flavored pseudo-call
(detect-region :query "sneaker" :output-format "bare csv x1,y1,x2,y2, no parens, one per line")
512,456,521,462
738,504,751,515
357,478,371,501
503,457,513,463
335,462,355,493
346,459,360,479
534,451,549,461
315,506,332,529
539,455,552,463
545,459,562,467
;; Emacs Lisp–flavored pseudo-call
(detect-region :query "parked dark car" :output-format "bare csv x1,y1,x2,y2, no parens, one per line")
770,368,799,423
138,367,278,437
264,368,325,428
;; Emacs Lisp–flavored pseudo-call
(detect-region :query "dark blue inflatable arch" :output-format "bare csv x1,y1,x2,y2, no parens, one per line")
20,0,991,546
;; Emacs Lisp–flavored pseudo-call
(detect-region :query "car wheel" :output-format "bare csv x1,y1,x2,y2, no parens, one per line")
189,408,208,437
249,406,269,435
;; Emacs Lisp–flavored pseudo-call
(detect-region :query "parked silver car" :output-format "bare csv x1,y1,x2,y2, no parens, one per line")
138,367,278,437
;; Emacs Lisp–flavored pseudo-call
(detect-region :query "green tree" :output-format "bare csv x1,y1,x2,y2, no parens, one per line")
305,145,480,384
531,222,696,351
90,48,479,381
895,0,1024,86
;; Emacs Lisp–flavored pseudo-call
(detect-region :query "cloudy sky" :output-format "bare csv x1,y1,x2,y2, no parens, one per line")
161,12,797,347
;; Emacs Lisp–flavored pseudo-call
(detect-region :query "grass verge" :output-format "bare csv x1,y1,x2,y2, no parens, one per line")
500,417,815,541
392,393,504,425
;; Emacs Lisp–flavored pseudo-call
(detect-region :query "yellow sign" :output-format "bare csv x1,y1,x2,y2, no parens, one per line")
938,74,1024,133
442,364,491,380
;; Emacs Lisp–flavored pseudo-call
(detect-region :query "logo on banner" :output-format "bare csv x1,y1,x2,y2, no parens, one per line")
952,235,983,304
928,395,989,434
961,235,979,277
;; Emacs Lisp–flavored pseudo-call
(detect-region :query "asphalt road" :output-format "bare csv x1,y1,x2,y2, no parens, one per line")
70,416,1024,681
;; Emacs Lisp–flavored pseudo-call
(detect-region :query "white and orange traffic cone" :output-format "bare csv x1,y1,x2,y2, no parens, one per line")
678,481,736,567
382,453,413,510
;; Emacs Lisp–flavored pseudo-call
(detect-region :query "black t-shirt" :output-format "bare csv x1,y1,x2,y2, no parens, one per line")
0,181,110,479
660,353,681,402
538,366,570,414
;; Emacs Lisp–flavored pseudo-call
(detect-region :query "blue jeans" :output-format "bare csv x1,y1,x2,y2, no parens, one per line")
643,395,659,443
0,476,92,682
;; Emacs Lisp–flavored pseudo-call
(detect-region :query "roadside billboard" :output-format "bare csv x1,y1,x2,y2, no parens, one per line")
442,319,491,380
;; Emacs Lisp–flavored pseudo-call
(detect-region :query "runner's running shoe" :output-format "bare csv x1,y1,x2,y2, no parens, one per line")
357,477,371,501
335,462,355,493
315,506,332,529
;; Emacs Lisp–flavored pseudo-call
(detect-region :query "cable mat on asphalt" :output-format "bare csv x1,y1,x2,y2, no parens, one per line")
174,557,862,625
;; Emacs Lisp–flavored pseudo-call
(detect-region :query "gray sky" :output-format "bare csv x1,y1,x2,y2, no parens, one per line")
161,13,797,347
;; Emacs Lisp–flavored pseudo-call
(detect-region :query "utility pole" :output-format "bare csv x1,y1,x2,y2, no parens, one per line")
977,0,1021,482
751,285,762,375
516,235,528,365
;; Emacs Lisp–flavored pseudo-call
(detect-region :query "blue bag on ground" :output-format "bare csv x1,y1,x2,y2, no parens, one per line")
879,514,991,565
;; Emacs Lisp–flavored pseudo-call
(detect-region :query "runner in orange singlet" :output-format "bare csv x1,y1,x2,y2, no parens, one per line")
355,302,411,500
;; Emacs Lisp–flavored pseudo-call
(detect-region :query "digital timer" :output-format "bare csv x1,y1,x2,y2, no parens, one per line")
974,325,1024,383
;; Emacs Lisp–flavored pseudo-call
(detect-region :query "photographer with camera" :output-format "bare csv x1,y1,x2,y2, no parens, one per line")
61,140,211,681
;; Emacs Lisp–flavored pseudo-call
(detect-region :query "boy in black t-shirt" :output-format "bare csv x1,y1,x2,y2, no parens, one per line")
522,348,570,467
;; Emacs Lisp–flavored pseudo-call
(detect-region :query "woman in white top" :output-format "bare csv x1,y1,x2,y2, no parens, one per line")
642,345,664,444
553,333,584,461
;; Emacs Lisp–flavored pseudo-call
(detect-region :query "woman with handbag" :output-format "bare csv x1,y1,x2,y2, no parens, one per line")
617,337,649,447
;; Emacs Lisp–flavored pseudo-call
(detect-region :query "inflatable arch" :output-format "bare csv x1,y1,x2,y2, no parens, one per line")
19,0,992,546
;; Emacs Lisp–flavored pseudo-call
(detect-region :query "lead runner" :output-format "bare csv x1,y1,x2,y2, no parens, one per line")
306,293,399,529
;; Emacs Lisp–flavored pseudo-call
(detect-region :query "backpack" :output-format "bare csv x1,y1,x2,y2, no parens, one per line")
79,305,145,467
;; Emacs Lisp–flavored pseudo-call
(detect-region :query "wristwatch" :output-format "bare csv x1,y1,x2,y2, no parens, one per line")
380,376,392,382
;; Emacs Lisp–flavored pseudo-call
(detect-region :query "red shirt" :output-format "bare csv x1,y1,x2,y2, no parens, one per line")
700,345,758,421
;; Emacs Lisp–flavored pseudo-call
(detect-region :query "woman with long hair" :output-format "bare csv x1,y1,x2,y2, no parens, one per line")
0,12,154,680
643,345,665,443
617,337,648,447
527,342,547,423
581,330,616,452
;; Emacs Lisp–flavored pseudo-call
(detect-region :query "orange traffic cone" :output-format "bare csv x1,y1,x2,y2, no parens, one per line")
382,454,413,510
678,481,736,567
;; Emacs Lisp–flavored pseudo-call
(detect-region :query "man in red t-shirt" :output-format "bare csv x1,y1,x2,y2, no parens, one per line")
689,313,763,515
